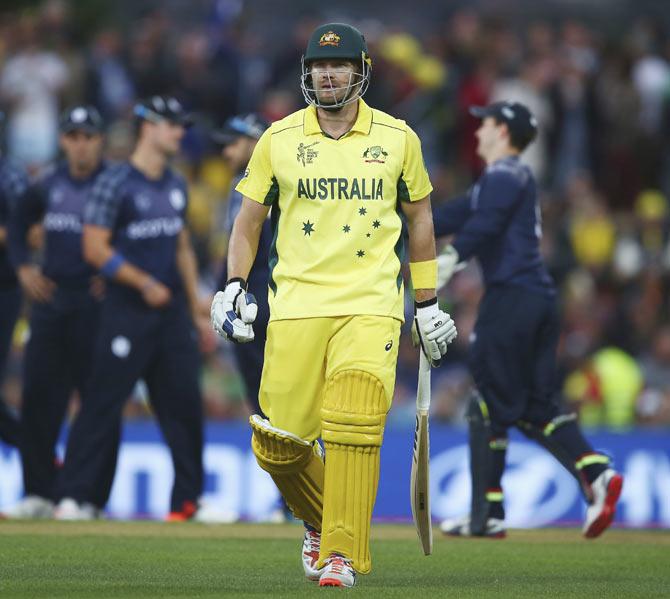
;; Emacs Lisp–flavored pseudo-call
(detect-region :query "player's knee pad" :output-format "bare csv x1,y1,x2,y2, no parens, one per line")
250,415,324,529
321,369,386,447
319,370,386,574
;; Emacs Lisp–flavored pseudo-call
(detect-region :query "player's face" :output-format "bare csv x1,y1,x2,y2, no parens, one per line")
475,117,505,160
60,130,103,172
149,120,185,156
310,60,359,106
222,136,256,173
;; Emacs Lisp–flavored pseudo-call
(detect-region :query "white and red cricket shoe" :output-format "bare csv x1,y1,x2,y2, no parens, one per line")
583,468,623,539
302,527,323,581
319,554,356,588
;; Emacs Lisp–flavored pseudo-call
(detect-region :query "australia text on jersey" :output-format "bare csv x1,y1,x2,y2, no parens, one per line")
297,177,384,201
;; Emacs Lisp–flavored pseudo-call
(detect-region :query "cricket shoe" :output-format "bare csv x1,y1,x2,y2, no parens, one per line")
302,527,322,581
3,495,54,519
318,554,356,588
440,515,506,538
583,468,623,539
54,498,103,521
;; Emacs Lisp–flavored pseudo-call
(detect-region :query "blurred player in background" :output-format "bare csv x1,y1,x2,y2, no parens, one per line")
212,113,270,416
4,106,112,519
54,96,207,521
211,23,456,587
0,111,29,448
434,101,623,539
212,114,291,523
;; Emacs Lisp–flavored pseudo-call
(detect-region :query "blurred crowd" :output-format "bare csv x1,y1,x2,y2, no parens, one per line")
1,0,670,429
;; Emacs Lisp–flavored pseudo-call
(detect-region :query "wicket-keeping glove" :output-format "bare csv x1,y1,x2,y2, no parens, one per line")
413,297,457,367
437,245,464,290
211,278,257,343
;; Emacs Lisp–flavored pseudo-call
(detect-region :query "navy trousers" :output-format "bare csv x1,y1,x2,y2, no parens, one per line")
0,286,21,446
19,287,115,502
58,291,203,511
469,284,561,435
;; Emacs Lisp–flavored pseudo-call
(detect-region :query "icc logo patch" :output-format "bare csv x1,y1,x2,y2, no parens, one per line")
297,141,319,166
319,31,341,47
363,146,388,163
170,188,186,211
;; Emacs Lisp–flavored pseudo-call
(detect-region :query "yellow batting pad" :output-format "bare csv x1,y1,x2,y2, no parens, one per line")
319,370,386,574
250,415,324,530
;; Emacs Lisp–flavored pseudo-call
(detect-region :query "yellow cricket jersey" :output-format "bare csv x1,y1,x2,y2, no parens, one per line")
236,98,432,322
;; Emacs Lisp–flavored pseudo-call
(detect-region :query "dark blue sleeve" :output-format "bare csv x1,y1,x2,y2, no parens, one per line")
0,163,29,226
7,184,47,267
432,195,471,237
451,171,522,261
83,164,129,229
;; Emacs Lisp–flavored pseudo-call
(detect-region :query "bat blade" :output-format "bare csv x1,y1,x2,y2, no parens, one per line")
410,351,432,555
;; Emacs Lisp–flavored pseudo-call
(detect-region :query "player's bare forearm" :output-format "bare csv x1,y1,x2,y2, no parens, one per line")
82,224,156,292
227,197,270,286
176,229,201,316
402,195,437,302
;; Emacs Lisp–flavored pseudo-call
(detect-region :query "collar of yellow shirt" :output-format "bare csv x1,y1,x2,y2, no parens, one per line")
303,98,373,137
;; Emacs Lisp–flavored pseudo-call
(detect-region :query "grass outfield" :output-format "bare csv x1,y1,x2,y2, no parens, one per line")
0,522,668,598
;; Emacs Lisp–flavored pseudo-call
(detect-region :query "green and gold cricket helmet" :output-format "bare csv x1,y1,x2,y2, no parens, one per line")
301,23,372,108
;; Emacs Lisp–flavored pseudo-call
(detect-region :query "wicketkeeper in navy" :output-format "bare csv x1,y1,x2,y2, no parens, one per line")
434,101,623,539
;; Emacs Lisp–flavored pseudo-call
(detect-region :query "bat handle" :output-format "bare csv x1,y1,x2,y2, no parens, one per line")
417,350,431,412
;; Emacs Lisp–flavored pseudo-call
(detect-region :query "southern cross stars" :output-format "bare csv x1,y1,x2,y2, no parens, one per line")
302,221,315,236
342,224,351,233
356,249,365,258
358,207,367,216
372,220,381,229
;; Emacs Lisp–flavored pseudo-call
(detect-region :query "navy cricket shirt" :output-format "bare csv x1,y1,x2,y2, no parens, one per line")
83,161,188,296
8,162,103,284
433,156,554,296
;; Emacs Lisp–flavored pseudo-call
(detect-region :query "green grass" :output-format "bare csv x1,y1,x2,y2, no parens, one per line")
0,522,668,598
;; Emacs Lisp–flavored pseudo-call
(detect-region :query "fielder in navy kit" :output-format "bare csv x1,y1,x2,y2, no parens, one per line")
435,102,623,539
55,96,205,520
0,111,28,448
5,106,113,519
212,113,270,415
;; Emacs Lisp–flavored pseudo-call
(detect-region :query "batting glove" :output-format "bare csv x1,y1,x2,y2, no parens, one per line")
211,278,258,343
437,245,464,290
413,297,457,367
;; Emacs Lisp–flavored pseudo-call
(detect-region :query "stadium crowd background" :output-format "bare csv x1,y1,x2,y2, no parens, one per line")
1,0,670,432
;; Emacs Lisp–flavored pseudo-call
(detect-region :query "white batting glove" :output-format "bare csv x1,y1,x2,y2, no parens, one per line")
437,245,465,289
414,297,457,367
211,278,258,343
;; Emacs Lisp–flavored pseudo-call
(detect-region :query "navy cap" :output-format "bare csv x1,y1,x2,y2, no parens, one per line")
469,101,538,146
133,95,193,127
211,113,269,145
59,105,104,134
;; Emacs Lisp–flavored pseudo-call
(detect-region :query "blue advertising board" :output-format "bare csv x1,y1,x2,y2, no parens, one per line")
1,423,668,528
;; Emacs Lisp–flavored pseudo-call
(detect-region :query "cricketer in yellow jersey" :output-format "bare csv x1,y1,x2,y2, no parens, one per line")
211,22,457,588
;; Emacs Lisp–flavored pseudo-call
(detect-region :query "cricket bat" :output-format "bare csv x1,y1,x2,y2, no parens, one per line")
410,350,433,555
